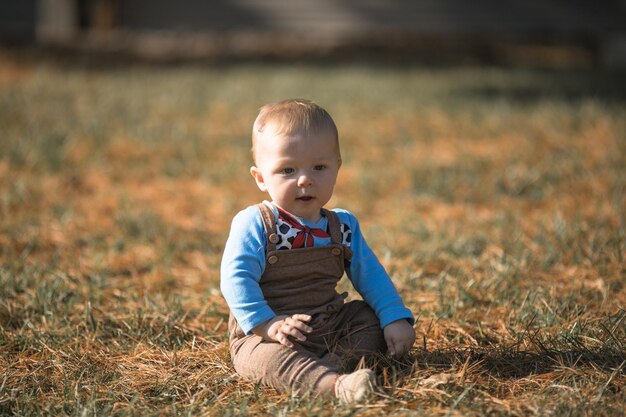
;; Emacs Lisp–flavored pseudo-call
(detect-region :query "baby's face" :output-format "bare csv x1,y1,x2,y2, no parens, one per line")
251,127,340,222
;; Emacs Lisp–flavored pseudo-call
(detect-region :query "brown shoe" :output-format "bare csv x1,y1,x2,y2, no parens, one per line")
334,369,376,403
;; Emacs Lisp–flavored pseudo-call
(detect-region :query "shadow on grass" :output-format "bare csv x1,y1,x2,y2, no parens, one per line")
422,347,624,377
387,346,626,380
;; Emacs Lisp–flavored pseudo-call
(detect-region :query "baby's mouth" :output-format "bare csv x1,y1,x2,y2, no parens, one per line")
296,196,314,201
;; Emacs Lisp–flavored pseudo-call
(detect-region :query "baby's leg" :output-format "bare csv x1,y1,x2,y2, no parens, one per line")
331,300,387,371
231,324,381,402
230,335,338,394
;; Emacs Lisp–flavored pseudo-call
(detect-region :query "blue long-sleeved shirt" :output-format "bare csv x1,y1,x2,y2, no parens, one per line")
220,202,414,334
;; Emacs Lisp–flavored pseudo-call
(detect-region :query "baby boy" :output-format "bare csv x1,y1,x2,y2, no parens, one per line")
220,99,415,402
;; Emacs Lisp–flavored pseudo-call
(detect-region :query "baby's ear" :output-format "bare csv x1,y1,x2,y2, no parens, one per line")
250,166,267,192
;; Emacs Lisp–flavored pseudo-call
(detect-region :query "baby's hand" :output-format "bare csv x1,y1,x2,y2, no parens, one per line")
383,319,416,358
259,314,313,348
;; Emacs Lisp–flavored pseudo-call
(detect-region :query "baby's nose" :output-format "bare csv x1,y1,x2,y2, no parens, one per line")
297,174,312,187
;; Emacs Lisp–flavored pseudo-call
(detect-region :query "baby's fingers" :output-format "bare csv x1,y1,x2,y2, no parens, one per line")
290,314,312,323
286,315,313,333
275,331,294,348
385,334,406,358
281,325,307,342
386,339,400,357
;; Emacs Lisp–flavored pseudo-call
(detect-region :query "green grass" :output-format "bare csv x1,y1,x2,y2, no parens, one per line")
0,48,625,416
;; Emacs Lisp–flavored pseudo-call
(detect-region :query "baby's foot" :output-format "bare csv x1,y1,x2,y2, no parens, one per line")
334,369,376,403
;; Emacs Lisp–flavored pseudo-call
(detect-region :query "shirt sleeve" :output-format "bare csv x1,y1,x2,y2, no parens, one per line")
335,210,415,328
220,206,276,334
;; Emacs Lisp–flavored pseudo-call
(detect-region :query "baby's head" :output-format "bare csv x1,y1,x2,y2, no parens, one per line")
251,99,341,165
250,99,342,222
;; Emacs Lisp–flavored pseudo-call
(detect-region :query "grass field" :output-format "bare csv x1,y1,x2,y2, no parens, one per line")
1,48,625,416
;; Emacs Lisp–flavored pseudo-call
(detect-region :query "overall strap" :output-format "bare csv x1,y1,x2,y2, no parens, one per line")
321,208,342,245
257,203,278,252
322,208,354,261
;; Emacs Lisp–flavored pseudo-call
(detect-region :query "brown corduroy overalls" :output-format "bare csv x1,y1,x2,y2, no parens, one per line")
228,204,387,393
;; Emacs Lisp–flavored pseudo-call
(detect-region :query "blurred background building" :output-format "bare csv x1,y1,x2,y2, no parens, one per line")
1,0,626,67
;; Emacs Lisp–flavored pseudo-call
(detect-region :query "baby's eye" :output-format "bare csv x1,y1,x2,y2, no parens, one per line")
314,165,326,171
281,167,295,175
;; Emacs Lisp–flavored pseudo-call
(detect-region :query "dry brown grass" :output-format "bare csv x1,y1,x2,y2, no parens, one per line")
1,48,625,416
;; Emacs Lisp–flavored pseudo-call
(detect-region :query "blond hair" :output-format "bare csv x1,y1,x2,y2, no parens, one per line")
251,98,340,163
